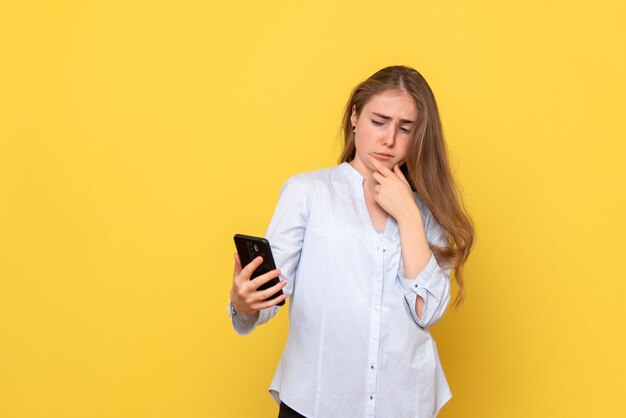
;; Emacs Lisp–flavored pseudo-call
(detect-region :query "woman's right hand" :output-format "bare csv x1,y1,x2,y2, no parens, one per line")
230,253,288,316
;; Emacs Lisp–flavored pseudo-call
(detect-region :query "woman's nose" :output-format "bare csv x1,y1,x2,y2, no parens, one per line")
382,127,396,146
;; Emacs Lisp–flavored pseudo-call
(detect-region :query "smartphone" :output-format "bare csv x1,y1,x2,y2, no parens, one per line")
233,234,285,306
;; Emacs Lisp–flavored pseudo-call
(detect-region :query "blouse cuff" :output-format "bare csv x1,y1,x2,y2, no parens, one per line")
397,252,447,327
227,299,281,336
227,299,261,336
397,251,439,290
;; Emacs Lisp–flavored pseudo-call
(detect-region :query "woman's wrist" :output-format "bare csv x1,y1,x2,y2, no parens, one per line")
396,205,422,229
229,300,260,319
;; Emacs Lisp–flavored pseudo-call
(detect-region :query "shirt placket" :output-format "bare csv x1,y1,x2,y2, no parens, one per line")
365,232,386,417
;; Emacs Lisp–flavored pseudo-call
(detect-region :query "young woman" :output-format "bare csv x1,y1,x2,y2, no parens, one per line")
228,65,475,418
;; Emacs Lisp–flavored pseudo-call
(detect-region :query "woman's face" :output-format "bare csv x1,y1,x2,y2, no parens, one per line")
350,89,417,173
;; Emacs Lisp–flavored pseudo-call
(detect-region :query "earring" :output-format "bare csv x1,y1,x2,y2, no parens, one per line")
351,125,356,133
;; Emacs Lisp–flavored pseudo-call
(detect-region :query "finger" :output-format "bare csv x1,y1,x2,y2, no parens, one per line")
366,154,394,177
252,293,288,310
365,154,384,173
374,184,381,194
233,253,242,276
249,268,282,290
394,164,411,186
239,256,264,281
255,279,288,301
372,171,382,185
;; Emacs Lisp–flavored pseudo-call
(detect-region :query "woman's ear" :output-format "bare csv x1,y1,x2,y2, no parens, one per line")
351,105,357,127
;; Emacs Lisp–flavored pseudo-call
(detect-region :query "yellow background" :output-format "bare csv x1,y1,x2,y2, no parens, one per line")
1,1,625,417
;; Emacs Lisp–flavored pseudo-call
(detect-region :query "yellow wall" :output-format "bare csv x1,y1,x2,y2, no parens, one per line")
1,1,625,417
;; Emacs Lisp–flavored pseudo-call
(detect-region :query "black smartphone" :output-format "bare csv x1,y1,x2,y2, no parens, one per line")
233,234,285,306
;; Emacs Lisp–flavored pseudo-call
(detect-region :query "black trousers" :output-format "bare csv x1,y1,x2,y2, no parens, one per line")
278,401,306,418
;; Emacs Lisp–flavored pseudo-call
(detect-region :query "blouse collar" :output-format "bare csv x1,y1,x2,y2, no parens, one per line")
338,162,399,239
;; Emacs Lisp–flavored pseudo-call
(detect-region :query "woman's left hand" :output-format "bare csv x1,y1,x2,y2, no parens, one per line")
366,155,420,222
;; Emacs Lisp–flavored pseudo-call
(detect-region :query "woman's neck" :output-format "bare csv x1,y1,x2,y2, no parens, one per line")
349,158,377,196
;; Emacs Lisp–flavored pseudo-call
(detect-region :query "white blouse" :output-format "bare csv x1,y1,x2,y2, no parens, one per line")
230,162,453,418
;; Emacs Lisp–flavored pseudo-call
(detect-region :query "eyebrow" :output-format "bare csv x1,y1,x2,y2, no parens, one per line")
371,112,415,124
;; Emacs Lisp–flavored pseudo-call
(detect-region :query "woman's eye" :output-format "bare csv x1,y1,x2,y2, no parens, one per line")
371,119,410,133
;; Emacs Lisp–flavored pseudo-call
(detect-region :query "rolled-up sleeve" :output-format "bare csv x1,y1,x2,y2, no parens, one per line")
228,177,309,335
227,300,280,336
397,203,451,329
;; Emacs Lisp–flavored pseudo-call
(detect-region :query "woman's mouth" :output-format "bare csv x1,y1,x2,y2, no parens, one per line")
372,152,393,161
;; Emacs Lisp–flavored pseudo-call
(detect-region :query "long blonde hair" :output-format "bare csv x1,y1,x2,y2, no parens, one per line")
339,65,475,307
